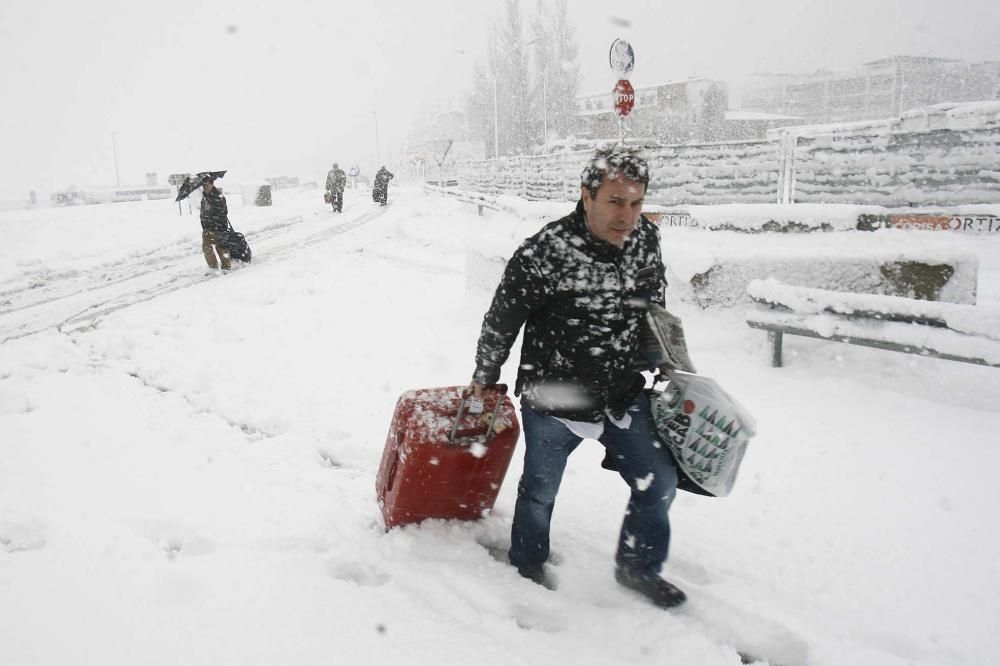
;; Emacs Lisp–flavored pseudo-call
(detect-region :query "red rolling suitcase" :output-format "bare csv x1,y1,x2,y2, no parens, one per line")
376,385,520,530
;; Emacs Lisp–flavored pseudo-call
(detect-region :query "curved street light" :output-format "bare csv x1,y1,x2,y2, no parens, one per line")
371,111,380,168
492,35,541,160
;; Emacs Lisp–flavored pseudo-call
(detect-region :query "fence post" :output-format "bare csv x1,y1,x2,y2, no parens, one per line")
777,132,797,204
563,153,573,202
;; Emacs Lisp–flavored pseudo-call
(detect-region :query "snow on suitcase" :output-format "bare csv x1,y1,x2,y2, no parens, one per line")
376,385,520,530
222,222,252,263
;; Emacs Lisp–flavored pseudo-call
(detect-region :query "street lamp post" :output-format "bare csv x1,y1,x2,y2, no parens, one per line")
112,132,120,186
492,36,541,160
541,70,547,153
372,111,381,167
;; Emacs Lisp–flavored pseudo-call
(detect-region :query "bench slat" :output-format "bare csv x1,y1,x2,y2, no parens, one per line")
750,295,950,329
747,318,1000,368
748,278,1000,341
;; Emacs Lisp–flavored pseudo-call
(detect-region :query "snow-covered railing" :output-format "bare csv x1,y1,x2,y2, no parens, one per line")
423,183,503,215
452,102,1000,207
746,278,1000,368
790,124,1000,206
454,141,782,206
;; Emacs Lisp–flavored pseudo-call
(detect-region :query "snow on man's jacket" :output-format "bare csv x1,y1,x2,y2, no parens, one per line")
200,188,229,234
473,200,666,422
326,167,346,192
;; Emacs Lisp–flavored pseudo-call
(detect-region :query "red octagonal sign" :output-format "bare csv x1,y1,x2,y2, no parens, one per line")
614,79,635,117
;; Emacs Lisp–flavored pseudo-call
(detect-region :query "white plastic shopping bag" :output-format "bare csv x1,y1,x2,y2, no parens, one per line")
650,372,757,497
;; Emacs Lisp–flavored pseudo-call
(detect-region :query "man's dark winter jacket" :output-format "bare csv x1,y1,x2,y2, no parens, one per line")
326,168,346,193
473,200,666,422
200,188,229,234
372,167,394,203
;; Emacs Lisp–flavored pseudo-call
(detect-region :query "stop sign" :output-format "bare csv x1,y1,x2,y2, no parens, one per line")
614,79,635,117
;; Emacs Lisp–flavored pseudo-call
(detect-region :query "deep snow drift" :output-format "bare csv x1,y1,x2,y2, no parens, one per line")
1,186,999,666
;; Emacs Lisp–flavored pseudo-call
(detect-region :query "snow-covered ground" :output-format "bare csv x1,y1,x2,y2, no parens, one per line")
2,185,999,666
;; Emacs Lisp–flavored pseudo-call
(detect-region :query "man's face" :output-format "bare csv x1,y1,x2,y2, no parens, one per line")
580,173,645,248
201,179,214,193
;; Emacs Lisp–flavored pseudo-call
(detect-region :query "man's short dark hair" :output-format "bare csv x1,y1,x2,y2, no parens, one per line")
580,144,650,198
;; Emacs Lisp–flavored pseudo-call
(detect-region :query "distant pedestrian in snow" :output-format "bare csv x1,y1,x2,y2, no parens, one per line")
199,174,231,271
470,145,685,608
326,162,346,213
348,164,360,189
372,166,393,206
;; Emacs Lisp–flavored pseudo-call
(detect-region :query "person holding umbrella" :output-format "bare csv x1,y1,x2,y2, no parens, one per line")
199,173,233,270
175,170,231,271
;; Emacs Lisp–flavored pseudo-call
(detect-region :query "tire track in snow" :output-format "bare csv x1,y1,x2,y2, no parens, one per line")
0,207,385,343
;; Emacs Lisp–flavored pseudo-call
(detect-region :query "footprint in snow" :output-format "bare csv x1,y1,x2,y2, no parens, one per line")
329,561,391,587
159,534,216,560
0,518,47,553
136,521,215,560
511,603,567,633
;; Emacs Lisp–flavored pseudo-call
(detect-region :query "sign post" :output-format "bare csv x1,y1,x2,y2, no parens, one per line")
168,173,188,216
609,38,635,144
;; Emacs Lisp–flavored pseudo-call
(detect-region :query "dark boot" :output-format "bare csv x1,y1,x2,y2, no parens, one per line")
615,566,686,608
517,564,556,590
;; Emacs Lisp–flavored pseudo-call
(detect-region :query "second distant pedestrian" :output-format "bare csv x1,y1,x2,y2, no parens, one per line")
372,166,394,207
326,162,346,213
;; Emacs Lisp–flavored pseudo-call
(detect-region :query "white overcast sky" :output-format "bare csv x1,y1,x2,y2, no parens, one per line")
1,0,998,199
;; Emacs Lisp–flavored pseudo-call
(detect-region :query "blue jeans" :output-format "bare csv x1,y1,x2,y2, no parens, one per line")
509,392,678,576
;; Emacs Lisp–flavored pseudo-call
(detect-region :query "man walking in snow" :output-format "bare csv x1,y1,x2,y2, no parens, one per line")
326,162,346,213
372,166,393,206
199,173,231,271
470,145,685,608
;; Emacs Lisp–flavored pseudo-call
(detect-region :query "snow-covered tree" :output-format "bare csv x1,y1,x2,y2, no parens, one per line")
466,0,580,158
530,0,581,150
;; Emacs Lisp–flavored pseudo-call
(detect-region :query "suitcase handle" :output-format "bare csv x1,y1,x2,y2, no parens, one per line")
448,384,507,445
385,450,400,492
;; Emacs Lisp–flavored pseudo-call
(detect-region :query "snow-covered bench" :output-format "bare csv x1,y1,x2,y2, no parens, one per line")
745,278,1000,368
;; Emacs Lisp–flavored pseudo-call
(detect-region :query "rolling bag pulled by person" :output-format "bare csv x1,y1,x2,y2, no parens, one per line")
222,222,252,264
376,385,520,530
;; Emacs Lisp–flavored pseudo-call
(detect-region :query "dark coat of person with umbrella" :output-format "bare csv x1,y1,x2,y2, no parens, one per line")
372,166,394,206
199,173,232,270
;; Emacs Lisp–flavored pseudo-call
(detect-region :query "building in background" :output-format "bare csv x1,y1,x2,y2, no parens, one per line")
265,176,300,190
50,185,173,205
575,77,732,144
720,110,808,141
742,56,1000,124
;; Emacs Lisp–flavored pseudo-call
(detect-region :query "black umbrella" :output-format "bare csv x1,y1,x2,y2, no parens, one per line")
196,170,227,182
174,175,197,202
174,170,228,201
